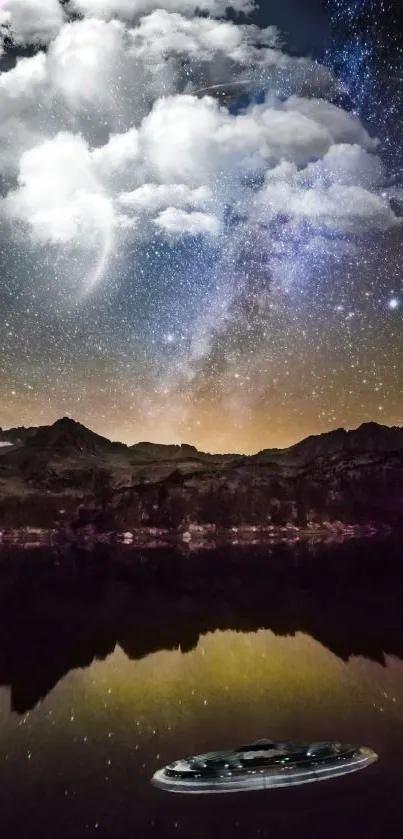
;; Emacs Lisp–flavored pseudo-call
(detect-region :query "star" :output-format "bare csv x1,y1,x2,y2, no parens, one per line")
0,0,403,453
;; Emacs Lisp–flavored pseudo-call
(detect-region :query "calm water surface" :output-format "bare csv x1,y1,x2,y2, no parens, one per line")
0,539,402,838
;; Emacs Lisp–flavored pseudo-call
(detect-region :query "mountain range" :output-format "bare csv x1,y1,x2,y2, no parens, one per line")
0,417,403,534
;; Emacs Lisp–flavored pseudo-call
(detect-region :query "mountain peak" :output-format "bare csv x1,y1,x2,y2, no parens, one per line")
355,421,389,433
51,416,85,433
26,417,126,454
53,416,80,427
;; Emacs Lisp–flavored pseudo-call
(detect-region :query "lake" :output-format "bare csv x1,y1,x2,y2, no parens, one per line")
0,537,402,838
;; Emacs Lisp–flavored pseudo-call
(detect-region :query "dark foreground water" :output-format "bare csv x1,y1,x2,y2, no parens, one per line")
0,537,403,838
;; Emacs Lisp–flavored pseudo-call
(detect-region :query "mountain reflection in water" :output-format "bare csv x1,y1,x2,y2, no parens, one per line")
0,538,402,713
0,538,402,838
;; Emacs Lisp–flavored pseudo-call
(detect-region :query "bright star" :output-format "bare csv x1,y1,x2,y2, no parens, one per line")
387,298,400,310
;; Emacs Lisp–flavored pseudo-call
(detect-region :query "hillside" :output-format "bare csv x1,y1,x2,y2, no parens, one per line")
0,418,402,534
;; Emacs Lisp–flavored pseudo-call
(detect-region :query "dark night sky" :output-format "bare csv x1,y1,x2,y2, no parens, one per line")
0,0,403,453
254,0,329,51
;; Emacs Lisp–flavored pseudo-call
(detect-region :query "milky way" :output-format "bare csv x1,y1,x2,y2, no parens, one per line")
0,0,402,452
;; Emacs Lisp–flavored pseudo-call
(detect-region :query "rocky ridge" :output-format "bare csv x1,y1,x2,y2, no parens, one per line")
0,418,402,536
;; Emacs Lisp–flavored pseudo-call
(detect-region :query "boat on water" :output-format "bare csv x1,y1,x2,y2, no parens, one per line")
151,738,378,794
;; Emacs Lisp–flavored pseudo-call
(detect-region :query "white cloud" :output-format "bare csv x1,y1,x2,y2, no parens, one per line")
0,51,48,104
5,86,398,251
3,126,221,244
140,95,225,184
284,96,377,151
259,179,398,235
155,207,221,236
91,127,142,194
0,0,398,295
118,183,211,212
1,0,65,44
127,10,276,64
70,0,256,23
47,17,129,113
0,11,285,178
139,94,358,188
216,104,333,166
0,53,49,170
313,143,386,189
4,132,115,244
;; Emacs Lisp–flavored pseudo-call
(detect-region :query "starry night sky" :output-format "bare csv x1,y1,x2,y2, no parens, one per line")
1,0,403,453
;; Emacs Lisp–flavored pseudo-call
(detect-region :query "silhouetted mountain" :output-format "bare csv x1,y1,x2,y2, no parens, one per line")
0,537,402,712
129,441,238,466
130,442,201,461
25,417,127,455
248,422,403,466
0,418,403,532
0,424,38,446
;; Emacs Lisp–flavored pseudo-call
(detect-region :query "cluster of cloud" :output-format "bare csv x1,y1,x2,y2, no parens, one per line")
0,0,399,295
0,0,66,46
71,0,256,18
0,0,256,44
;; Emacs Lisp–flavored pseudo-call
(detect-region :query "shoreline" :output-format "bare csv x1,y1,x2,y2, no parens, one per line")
0,522,389,549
